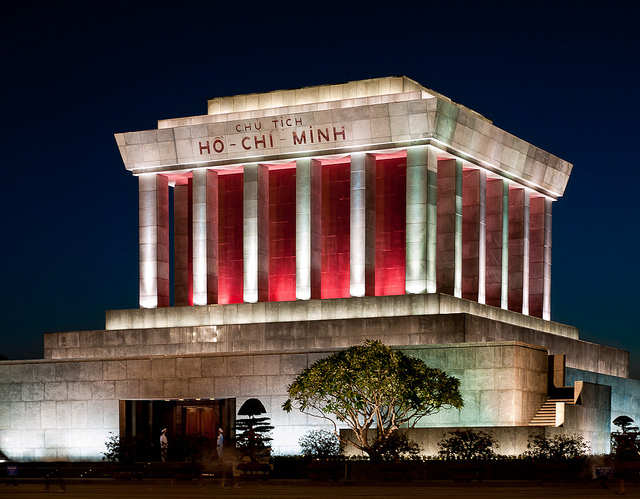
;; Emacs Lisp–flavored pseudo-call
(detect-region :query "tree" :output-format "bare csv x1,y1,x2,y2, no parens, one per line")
283,340,463,460
612,415,640,460
235,398,274,461
613,415,637,433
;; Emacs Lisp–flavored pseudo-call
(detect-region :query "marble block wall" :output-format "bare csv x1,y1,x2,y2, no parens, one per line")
0,341,549,460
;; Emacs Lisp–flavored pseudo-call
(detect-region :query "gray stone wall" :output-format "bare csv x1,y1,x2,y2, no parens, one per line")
1,341,550,460
0,360,118,461
0,350,334,460
46,305,627,378
102,294,579,338
402,343,548,427
567,368,640,436
545,381,612,455
343,426,545,457
465,316,629,377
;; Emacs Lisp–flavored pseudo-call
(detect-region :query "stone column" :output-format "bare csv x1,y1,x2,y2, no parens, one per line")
508,187,530,314
139,173,169,308
454,160,463,298
173,180,191,306
405,146,437,294
436,159,463,297
243,164,269,303
462,168,486,303
192,169,218,305
350,153,376,297
296,158,321,300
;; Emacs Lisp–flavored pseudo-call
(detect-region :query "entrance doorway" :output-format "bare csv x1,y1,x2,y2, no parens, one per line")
119,398,235,459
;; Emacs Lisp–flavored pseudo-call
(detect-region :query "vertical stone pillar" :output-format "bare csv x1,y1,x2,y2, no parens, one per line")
174,181,191,306
350,152,376,297
508,187,530,314
436,159,462,297
296,158,321,300
243,164,269,303
192,169,218,305
454,160,463,298
139,174,169,308
462,168,486,303
405,146,437,294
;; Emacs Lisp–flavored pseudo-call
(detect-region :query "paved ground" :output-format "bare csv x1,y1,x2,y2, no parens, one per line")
0,480,636,498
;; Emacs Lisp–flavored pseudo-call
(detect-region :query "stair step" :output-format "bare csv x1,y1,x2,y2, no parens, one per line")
529,398,573,427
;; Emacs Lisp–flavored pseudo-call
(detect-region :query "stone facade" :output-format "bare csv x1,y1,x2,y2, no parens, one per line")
0,77,636,460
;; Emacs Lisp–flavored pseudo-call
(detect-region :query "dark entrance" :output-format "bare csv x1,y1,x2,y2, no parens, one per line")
119,398,235,459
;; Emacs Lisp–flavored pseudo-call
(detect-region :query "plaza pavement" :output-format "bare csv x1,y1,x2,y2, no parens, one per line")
1,480,636,498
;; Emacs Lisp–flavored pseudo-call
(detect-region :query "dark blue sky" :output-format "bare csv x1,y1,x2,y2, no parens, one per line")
2,1,639,374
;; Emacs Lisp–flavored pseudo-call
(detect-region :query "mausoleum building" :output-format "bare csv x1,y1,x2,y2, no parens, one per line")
1,76,638,460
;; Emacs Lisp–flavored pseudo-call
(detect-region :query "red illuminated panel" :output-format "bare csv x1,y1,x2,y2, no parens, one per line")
321,162,350,298
508,187,525,313
529,196,546,318
375,156,406,296
485,178,505,308
462,169,481,301
173,178,192,306
269,168,296,302
218,172,243,304
436,159,457,295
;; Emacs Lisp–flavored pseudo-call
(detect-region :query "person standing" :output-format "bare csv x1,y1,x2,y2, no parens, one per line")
160,428,168,462
216,428,224,463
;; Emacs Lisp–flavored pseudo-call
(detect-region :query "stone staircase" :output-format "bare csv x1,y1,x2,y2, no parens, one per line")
529,397,575,427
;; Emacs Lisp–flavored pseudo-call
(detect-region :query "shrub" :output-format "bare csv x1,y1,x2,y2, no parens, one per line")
438,429,498,460
103,432,154,464
299,430,340,459
368,430,420,461
524,434,589,461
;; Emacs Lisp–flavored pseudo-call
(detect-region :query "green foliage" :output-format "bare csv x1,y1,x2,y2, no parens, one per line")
235,416,274,461
299,430,340,459
613,415,636,433
612,416,640,461
524,434,589,462
438,429,498,460
283,339,463,461
103,432,154,464
611,432,640,461
369,429,420,461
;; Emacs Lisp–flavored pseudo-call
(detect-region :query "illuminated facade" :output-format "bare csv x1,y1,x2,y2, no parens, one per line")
0,77,638,460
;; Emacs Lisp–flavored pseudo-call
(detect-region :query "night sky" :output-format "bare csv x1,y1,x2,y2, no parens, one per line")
2,1,639,375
